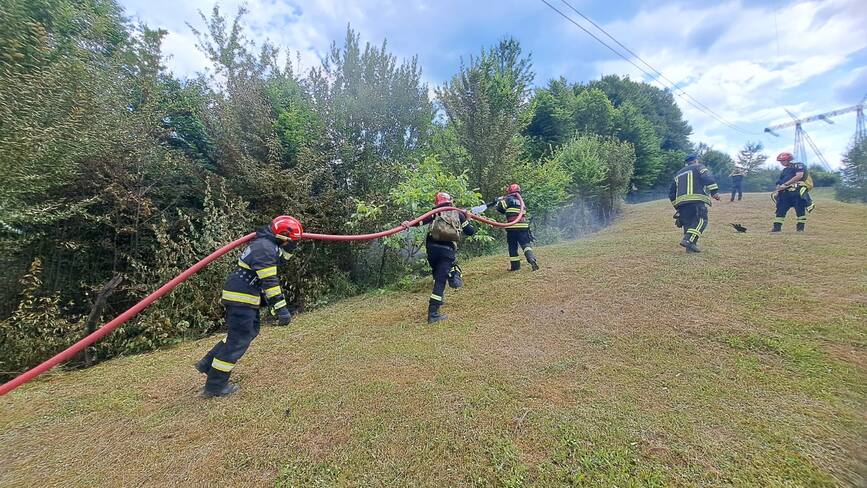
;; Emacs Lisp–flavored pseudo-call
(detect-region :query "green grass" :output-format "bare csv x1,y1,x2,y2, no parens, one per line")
1,192,865,487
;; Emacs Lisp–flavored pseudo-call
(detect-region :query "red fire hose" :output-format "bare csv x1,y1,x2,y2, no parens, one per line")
0,196,524,396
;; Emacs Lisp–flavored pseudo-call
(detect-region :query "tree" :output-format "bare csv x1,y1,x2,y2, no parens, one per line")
613,102,662,189
736,141,768,174
437,38,534,196
586,75,692,153
837,138,867,202
695,143,734,185
307,26,433,199
552,134,635,220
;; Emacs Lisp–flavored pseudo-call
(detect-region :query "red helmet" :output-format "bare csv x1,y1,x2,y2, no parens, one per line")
506,183,521,194
270,215,303,241
434,192,453,206
776,152,794,162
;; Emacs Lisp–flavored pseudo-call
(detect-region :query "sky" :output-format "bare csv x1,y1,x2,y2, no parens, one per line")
119,0,867,169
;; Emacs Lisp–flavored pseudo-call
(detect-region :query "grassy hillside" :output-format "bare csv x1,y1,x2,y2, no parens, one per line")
1,192,865,487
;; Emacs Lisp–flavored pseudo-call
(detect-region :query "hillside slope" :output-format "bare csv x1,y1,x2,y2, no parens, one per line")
2,192,865,487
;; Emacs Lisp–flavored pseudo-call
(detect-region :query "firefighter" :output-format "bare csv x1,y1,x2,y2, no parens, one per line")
409,192,476,324
729,165,745,201
496,184,539,271
669,154,720,252
771,152,809,232
195,215,302,397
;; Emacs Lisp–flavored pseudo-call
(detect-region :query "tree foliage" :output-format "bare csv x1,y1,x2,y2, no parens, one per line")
524,75,687,189
837,138,867,202
436,38,534,196
736,141,768,175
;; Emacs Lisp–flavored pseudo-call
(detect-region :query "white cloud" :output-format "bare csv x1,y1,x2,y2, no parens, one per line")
590,0,867,167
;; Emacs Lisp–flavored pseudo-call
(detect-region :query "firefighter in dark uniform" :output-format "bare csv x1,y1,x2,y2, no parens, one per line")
771,152,809,232
409,192,476,324
729,166,745,201
195,215,302,397
496,184,538,271
669,154,720,252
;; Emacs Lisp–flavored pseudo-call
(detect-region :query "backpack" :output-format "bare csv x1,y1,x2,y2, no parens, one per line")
430,210,462,242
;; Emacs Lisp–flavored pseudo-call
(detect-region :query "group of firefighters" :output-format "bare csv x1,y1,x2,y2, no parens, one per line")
198,152,816,397
670,150,815,252
197,183,537,397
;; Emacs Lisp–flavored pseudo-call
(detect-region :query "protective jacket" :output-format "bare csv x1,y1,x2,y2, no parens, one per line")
495,194,529,229
669,163,719,207
221,226,290,313
776,162,807,186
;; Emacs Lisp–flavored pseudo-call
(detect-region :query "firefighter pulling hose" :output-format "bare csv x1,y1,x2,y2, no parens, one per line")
0,195,527,396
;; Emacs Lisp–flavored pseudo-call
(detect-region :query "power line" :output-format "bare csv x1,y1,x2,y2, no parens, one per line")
538,0,760,136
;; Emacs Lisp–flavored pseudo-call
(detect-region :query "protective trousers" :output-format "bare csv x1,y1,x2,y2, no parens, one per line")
773,189,806,231
201,305,260,394
507,228,537,270
426,242,456,312
678,202,708,244
730,182,743,201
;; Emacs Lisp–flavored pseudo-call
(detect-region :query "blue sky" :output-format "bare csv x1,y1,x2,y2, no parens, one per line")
119,0,867,169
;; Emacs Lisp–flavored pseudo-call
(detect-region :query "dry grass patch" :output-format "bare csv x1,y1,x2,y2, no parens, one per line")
1,192,864,487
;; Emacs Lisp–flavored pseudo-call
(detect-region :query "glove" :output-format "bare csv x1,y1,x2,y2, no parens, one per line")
673,211,682,228
277,307,291,326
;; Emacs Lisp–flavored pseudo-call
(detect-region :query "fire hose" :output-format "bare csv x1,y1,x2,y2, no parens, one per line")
0,196,524,395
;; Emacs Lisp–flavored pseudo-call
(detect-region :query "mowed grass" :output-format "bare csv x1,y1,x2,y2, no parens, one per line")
1,191,865,487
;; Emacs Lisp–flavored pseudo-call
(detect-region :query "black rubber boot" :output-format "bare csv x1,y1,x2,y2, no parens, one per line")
447,265,463,289
525,250,540,271
796,223,805,232
202,383,239,398
427,302,447,324
679,237,700,253
771,223,782,233
509,260,520,271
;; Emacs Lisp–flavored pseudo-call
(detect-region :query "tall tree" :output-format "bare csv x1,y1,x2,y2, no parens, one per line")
613,102,662,188
437,38,533,196
695,143,734,182
837,138,867,202
307,26,433,199
587,75,692,153
736,141,768,174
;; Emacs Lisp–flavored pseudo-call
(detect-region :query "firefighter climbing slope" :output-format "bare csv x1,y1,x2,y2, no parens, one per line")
409,192,477,324
772,152,813,232
669,154,721,253
496,184,539,271
195,216,302,397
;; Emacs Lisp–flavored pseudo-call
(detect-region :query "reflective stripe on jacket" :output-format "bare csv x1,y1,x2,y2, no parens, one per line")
221,226,289,311
496,194,529,229
669,163,719,207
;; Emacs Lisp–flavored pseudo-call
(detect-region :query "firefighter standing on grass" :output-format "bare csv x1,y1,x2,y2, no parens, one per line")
771,152,812,232
196,216,302,397
729,165,745,201
409,192,476,324
669,154,720,253
496,184,539,271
